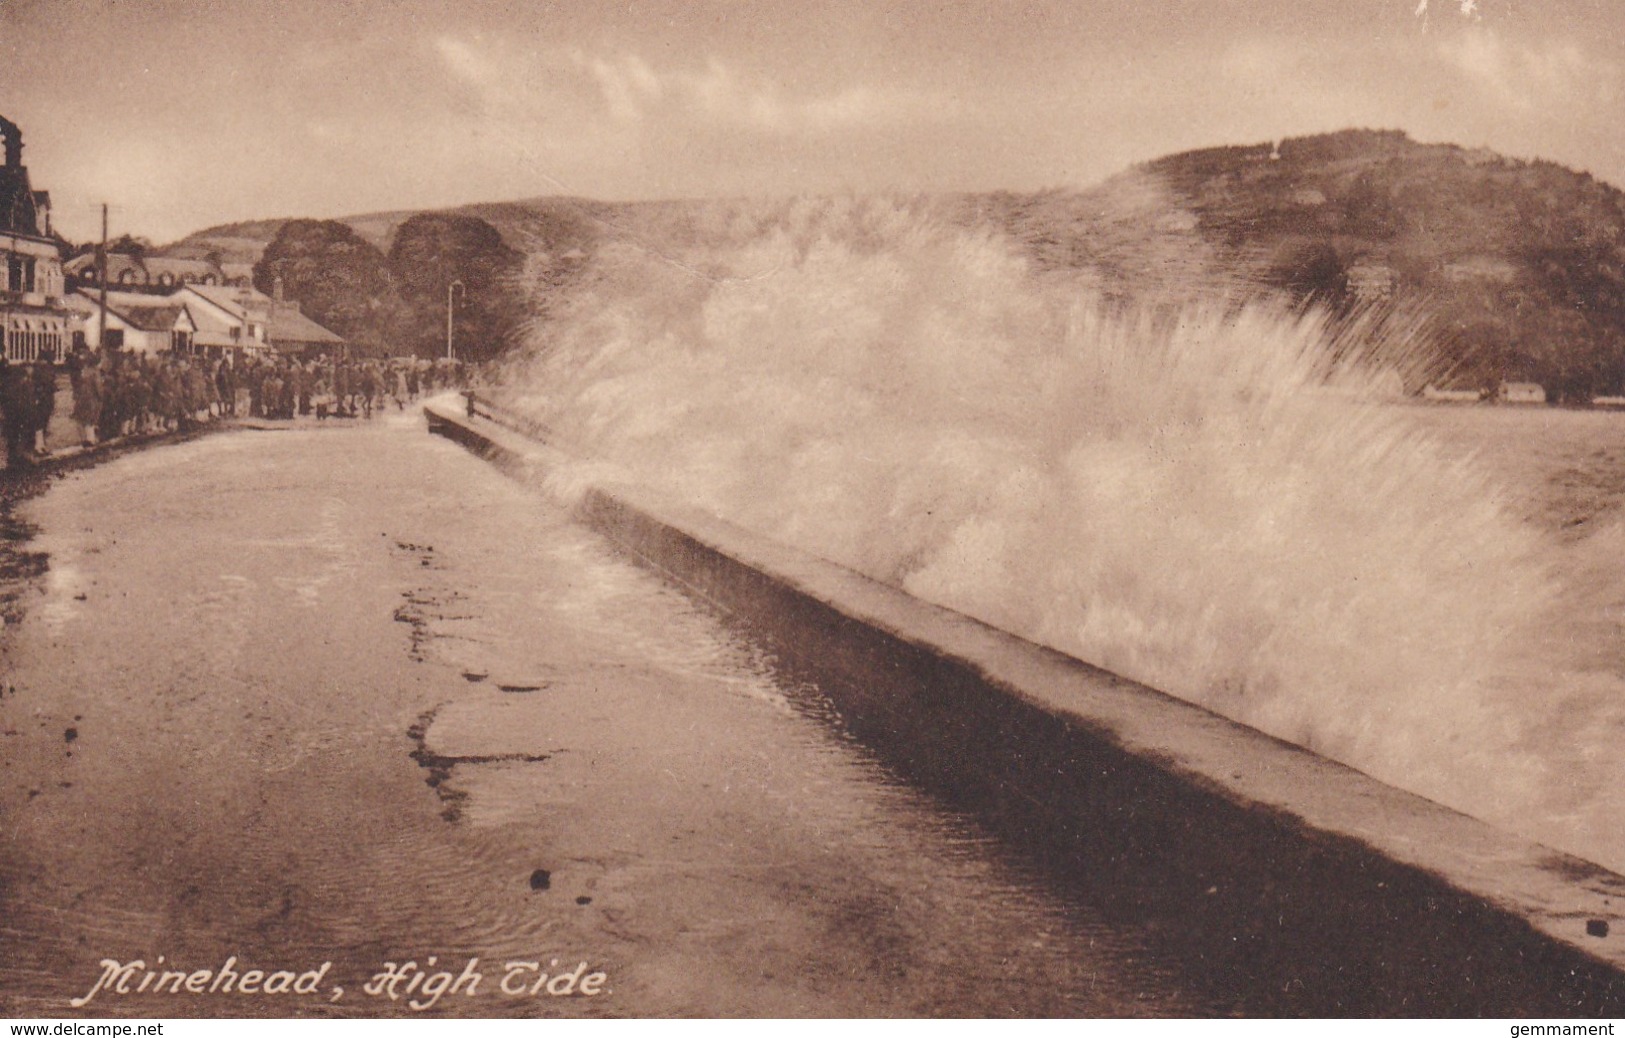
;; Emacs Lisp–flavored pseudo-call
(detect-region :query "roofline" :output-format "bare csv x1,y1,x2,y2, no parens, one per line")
0,302,72,318
94,298,195,332
173,284,248,320
0,230,64,252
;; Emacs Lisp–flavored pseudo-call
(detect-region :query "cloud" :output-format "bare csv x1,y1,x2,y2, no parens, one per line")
434,35,529,110
434,35,956,138
572,51,664,124
1435,31,1617,111
653,55,959,135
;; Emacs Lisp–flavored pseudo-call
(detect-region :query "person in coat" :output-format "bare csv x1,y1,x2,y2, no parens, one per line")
1,358,37,469
71,353,103,447
31,361,56,455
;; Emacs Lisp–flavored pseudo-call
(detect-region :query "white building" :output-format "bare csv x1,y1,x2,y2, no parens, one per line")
1422,384,1484,403
174,283,274,357
66,291,196,355
1346,261,1396,303
177,283,345,358
1498,382,1546,405
67,283,345,361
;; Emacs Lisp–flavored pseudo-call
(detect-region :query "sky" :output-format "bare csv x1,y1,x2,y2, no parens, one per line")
2,0,1622,244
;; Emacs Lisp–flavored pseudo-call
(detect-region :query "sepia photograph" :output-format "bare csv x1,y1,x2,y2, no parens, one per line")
3,0,1625,1023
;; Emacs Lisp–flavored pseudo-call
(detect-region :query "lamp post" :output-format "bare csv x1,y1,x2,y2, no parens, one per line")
445,279,465,361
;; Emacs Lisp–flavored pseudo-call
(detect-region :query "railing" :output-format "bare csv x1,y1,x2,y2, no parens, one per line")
463,391,555,444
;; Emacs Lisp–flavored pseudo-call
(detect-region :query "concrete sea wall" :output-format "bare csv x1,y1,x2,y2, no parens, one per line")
428,399,1625,1016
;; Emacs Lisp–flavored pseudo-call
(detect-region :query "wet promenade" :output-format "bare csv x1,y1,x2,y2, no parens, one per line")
0,412,1214,1017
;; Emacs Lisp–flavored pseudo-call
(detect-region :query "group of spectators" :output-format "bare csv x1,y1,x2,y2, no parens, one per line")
247,355,454,422
0,349,469,471
0,357,60,472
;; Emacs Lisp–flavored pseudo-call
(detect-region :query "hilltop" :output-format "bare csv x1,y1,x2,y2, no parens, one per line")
1141,129,1625,399
156,129,1625,398
162,196,616,265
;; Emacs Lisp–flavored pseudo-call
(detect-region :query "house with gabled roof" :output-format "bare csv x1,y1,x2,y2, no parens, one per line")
1,113,71,362
65,290,196,355
173,283,345,359
66,251,231,292
174,283,274,356
266,303,344,356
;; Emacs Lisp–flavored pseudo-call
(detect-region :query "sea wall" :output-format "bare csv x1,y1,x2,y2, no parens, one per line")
427,399,1625,1016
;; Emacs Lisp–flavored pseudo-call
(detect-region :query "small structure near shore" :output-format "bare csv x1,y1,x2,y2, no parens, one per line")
1499,382,1546,405
1421,384,1484,403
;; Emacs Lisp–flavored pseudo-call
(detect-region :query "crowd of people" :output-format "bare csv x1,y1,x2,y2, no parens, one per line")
0,355,59,471
0,349,471,471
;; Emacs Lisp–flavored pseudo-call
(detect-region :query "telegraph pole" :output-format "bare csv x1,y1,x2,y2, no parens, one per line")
97,203,108,352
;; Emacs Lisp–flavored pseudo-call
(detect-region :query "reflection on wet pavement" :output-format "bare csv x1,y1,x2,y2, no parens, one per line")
0,415,1213,1017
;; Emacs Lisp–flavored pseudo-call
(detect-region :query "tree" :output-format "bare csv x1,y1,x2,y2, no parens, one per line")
104,234,152,257
386,214,525,361
1265,240,1349,310
1511,242,1625,400
253,220,396,348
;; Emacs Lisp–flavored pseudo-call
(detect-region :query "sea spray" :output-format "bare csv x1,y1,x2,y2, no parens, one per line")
493,194,1615,866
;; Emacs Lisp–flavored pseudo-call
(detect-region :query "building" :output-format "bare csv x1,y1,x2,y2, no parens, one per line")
1499,382,1546,405
182,292,253,359
60,257,348,364
70,282,346,361
65,251,238,292
173,283,275,358
264,280,345,356
1422,384,1485,403
266,303,345,356
173,283,345,359
66,250,142,289
1345,261,1397,303
1443,256,1519,284
0,114,70,362
65,290,197,355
